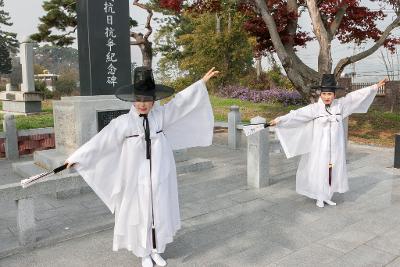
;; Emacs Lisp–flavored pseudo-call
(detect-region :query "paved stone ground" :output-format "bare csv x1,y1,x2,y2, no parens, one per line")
1,134,400,266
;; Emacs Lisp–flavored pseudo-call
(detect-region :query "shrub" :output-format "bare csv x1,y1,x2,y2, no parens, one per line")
217,85,307,106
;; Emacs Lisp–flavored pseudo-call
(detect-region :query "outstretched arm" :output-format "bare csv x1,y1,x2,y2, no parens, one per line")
163,68,219,128
339,77,388,118
269,104,315,128
65,118,124,168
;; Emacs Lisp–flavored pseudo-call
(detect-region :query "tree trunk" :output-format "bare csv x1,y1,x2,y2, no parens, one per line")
256,56,262,80
216,13,221,34
140,41,153,68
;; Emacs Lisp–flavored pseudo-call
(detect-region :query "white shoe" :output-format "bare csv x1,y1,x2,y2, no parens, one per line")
142,256,153,267
316,200,324,208
151,252,167,266
324,200,336,206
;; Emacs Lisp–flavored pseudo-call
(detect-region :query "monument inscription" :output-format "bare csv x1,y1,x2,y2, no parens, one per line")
97,109,129,131
77,0,131,95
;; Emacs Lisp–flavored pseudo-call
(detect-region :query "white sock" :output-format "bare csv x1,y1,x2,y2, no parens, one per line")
142,255,153,267
316,200,324,208
324,200,336,206
151,252,167,266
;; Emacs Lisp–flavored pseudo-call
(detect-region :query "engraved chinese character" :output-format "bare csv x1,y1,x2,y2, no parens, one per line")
105,27,117,38
107,75,118,87
104,2,115,13
106,15,113,25
106,38,116,51
106,51,118,63
107,63,117,75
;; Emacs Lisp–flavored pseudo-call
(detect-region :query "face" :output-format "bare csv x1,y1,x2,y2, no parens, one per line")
133,100,154,114
320,92,335,105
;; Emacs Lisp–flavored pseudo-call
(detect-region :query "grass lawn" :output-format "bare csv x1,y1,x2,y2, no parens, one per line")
0,97,398,147
210,96,297,122
0,100,54,132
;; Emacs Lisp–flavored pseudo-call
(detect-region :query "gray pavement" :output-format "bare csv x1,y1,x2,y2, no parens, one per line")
1,134,400,266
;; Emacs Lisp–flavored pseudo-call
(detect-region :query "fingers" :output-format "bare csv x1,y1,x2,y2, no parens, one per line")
202,67,220,83
378,77,389,86
206,67,215,77
269,118,279,126
65,161,76,169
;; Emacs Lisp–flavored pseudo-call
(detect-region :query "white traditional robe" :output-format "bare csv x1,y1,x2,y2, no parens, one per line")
67,80,214,257
275,85,378,201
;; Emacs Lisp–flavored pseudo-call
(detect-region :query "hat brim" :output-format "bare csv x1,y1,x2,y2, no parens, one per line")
311,85,344,91
115,84,175,102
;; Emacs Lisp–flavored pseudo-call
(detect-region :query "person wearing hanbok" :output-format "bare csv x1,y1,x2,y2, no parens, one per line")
65,67,219,267
269,74,388,208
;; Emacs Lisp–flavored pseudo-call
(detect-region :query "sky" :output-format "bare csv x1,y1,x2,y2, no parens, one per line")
3,0,400,82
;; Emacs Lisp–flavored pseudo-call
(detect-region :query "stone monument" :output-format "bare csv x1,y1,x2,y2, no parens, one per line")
0,37,42,114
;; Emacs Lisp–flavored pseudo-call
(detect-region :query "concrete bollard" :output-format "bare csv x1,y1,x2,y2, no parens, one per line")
247,116,270,188
395,134,400,169
228,105,241,149
17,198,36,246
4,114,19,160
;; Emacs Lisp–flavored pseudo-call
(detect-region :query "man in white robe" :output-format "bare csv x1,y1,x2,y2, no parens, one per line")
65,67,219,267
270,74,388,208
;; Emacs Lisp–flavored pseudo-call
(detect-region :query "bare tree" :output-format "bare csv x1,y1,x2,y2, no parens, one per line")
131,0,154,68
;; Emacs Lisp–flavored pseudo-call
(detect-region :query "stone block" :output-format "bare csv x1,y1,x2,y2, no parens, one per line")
17,198,36,246
247,116,269,188
228,105,241,149
3,114,19,160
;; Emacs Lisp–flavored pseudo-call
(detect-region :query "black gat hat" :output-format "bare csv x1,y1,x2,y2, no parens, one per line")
311,74,344,92
115,66,175,102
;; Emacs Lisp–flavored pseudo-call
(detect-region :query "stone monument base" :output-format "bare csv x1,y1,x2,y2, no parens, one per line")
0,91,42,114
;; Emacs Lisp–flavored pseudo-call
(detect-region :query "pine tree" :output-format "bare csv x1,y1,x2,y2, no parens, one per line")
0,0,18,74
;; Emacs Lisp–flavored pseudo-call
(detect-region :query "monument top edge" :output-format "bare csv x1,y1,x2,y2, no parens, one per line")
59,95,125,102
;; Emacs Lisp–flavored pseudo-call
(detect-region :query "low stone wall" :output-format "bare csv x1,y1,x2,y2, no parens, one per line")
0,128,55,158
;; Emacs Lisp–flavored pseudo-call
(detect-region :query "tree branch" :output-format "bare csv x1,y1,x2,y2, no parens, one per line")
254,0,316,77
329,2,348,36
130,31,145,45
285,0,298,49
254,0,319,94
306,0,330,42
334,17,400,77
132,0,153,41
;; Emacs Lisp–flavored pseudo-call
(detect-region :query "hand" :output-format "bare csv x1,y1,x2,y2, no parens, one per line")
377,77,389,87
269,118,279,126
202,67,220,83
65,161,76,169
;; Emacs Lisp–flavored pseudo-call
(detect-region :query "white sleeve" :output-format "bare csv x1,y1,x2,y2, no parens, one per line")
275,104,315,158
66,118,125,213
338,85,378,118
162,79,214,150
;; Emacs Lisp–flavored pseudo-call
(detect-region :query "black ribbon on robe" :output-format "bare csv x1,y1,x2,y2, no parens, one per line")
139,113,157,249
139,114,151,160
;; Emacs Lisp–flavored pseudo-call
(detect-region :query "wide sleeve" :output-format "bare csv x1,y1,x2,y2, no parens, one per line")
66,118,125,213
274,104,315,158
162,79,214,150
338,84,378,118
